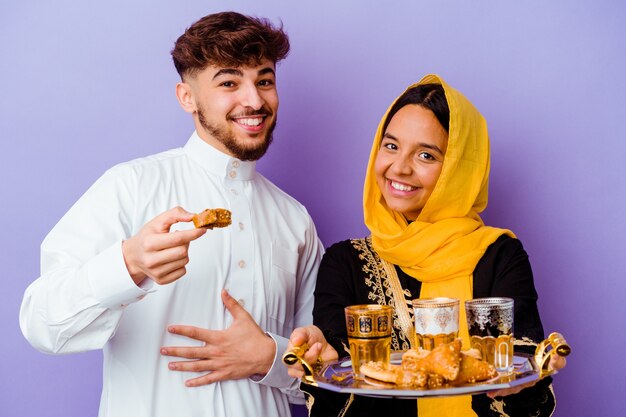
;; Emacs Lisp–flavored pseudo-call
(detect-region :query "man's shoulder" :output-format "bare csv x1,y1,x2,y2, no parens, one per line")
105,147,186,177
255,173,311,217
78,147,187,198
116,147,185,169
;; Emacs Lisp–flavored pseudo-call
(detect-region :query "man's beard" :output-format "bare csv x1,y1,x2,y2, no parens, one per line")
197,105,275,161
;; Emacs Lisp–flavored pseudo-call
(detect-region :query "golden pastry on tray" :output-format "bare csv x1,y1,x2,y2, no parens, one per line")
360,339,497,388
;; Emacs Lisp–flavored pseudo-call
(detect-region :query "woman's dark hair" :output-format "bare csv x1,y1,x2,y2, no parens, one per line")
171,11,290,80
382,83,450,134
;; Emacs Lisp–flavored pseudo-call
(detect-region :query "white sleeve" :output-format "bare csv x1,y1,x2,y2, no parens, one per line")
251,214,324,401
19,166,153,354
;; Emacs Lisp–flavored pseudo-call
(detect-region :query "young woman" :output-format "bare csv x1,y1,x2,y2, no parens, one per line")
285,74,565,417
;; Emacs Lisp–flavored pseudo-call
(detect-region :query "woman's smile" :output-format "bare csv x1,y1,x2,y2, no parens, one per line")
388,179,418,193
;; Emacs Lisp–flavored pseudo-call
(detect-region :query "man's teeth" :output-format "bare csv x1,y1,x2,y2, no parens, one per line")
236,118,263,126
390,181,416,191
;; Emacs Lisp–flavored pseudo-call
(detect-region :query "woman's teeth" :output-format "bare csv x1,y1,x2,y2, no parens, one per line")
390,181,416,191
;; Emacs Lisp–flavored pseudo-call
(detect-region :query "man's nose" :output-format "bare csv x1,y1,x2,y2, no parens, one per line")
239,84,265,110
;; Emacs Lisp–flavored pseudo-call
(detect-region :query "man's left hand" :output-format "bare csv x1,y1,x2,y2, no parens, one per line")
160,289,276,387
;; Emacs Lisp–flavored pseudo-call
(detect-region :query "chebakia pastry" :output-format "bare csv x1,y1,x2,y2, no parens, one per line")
192,208,232,229
360,339,497,388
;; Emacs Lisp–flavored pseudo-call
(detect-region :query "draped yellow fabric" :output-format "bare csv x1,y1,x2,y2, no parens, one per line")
363,74,514,416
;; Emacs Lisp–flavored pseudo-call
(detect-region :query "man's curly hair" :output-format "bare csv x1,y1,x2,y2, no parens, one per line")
171,11,290,80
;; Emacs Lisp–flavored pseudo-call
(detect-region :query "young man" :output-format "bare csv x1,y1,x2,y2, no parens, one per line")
20,12,324,417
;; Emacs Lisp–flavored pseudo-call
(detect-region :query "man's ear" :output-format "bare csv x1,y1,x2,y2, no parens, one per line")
176,82,196,114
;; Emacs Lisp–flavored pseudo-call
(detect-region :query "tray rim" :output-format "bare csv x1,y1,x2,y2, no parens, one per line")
307,351,542,398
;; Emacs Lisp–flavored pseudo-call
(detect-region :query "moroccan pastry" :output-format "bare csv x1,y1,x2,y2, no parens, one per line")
423,338,462,381
361,340,497,389
426,372,446,389
461,348,481,361
451,352,498,385
397,367,428,388
361,361,428,388
192,208,232,229
401,348,428,365
360,361,402,384
400,348,429,373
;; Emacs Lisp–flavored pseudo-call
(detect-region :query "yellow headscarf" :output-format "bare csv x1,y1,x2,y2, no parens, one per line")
363,74,514,416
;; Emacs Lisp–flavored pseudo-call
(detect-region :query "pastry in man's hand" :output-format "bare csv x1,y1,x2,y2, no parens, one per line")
192,208,232,229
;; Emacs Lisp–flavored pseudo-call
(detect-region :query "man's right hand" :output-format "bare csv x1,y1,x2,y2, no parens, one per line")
122,206,207,285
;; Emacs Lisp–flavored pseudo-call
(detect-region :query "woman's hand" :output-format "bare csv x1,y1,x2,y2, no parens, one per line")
486,352,567,398
285,325,338,379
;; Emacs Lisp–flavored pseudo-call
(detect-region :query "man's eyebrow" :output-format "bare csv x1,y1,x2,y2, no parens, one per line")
211,67,275,80
258,67,275,76
212,68,243,79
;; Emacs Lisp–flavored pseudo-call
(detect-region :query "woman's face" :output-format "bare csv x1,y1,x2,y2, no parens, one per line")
374,104,449,220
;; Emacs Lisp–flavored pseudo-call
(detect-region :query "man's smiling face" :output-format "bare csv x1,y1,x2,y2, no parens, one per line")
183,59,279,161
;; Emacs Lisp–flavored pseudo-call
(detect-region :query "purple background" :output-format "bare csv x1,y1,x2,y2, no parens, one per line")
2,1,624,416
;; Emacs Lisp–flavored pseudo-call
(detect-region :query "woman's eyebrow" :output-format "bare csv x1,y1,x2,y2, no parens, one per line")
382,133,444,154
420,143,445,154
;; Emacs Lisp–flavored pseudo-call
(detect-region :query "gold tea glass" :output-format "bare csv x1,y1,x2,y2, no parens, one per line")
465,297,514,373
344,304,393,379
412,297,460,350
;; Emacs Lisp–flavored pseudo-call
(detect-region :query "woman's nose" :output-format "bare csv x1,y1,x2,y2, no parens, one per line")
389,155,413,175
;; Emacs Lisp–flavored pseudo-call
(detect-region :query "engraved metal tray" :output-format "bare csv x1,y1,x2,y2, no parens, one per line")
308,352,541,398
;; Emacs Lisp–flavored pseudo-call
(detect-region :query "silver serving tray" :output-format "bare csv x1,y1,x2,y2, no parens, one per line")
309,352,541,398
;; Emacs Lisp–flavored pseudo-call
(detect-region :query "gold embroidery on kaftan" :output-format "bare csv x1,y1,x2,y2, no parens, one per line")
351,237,412,351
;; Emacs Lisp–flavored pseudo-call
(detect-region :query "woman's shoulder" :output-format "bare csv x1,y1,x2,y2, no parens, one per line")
483,233,526,259
325,237,371,254
321,237,374,269
474,233,535,298
475,234,527,280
